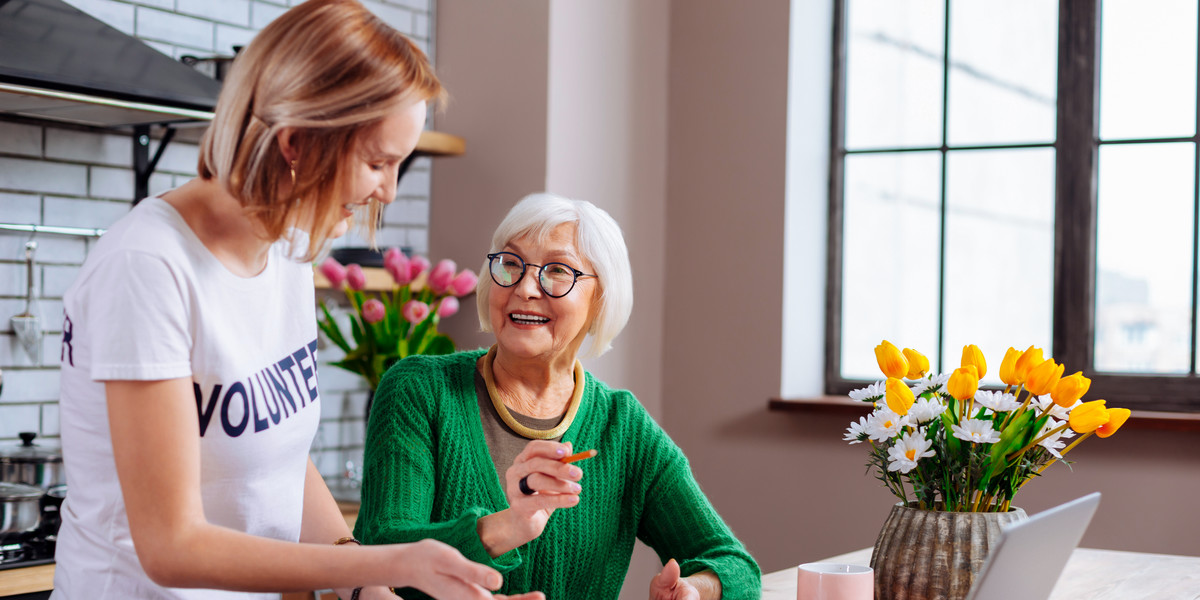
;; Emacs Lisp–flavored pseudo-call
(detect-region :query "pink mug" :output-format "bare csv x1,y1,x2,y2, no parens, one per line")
796,562,873,600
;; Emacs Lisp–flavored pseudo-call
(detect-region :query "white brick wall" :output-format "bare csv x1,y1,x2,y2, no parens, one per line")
1,0,437,481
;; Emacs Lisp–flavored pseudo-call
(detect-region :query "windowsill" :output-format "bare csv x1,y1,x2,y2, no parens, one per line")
768,397,1200,432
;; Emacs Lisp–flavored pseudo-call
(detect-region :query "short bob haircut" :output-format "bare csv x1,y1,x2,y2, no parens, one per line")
197,0,443,261
477,193,633,358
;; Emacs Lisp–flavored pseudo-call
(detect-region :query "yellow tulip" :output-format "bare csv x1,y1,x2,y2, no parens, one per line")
1097,408,1131,438
903,348,929,379
961,344,987,380
1068,400,1110,434
1013,345,1044,384
885,377,915,416
1051,371,1091,407
946,366,979,401
875,340,909,380
998,347,1024,386
1024,358,1064,396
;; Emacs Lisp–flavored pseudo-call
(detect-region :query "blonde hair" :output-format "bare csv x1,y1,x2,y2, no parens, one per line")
198,0,444,260
477,193,634,358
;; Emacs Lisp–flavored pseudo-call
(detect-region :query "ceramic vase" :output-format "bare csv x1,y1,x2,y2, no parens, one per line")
870,503,1028,600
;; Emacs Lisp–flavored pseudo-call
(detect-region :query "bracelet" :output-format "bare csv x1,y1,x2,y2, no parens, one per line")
334,536,362,546
349,588,361,600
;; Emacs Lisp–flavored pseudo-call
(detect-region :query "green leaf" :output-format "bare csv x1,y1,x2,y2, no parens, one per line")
423,334,455,355
317,302,352,352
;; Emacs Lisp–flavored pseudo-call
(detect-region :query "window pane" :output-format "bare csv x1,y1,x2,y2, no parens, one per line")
841,152,942,379
845,0,945,150
946,0,1057,146
1095,143,1195,374
1099,0,1198,141
943,149,1055,384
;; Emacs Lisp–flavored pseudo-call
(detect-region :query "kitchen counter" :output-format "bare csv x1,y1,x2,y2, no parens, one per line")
0,503,359,598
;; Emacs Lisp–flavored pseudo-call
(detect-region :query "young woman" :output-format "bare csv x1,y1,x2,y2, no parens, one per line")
52,2,541,599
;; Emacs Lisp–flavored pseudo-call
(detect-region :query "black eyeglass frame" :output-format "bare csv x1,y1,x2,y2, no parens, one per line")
486,251,598,298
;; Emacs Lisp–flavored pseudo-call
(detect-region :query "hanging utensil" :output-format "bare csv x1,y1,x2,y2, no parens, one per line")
10,241,41,365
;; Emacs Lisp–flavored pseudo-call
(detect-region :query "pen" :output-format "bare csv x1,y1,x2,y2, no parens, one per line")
561,449,598,464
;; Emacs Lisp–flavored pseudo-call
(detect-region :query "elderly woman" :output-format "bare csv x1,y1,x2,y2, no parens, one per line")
354,193,760,599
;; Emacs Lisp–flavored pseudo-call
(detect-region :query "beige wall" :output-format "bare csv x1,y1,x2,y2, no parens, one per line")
434,0,1200,591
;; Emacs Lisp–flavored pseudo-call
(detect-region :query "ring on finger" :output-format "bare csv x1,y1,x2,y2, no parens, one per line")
518,475,536,496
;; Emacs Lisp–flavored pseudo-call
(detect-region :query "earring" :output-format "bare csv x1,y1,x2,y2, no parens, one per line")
289,160,297,185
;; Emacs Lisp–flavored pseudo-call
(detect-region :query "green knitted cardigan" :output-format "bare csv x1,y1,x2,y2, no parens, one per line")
354,349,761,599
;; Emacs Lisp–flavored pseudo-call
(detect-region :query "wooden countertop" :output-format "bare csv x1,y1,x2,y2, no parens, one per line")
0,504,359,597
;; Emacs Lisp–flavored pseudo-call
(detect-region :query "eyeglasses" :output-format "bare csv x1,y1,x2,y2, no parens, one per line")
487,251,597,298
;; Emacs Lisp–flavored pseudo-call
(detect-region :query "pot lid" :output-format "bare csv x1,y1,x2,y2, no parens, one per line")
0,432,62,463
0,481,43,501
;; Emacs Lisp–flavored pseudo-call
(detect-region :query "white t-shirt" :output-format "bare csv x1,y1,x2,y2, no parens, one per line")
52,197,322,599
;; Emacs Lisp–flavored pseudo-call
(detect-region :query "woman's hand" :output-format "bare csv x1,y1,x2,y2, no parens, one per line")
390,539,514,599
648,560,721,600
478,440,583,557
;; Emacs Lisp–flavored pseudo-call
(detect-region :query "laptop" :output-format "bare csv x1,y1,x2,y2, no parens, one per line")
966,492,1102,600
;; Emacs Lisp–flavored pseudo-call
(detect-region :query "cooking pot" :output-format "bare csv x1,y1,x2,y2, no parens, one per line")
0,481,42,535
39,483,66,535
0,432,64,490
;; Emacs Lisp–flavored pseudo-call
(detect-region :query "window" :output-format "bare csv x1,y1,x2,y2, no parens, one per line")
827,0,1200,412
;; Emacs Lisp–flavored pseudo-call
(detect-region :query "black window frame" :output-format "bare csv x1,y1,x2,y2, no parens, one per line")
824,0,1200,413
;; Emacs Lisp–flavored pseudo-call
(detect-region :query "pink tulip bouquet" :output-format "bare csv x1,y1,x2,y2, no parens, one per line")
844,341,1131,512
317,248,477,390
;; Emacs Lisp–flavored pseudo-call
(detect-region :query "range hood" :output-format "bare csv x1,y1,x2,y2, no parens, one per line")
0,0,221,128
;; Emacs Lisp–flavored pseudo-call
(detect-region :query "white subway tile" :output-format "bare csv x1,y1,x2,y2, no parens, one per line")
142,39,174,57
0,368,60,403
41,403,60,436
43,197,130,229
41,332,65,368
362,0,413,35
42,265,82,298
404,227,427,254
383,0,430,13
130,0,175,10
0,405,42,438
411,156,431,172
45,129,133,168
0,122,42,157
0,193,42,224
0,158,88,196
62,0,136,35
177,0,251,27
136,7,215,50
19,237,88,266
0,263,38,299
310,448,336,475
88,166,135,201
383,199,428,227
145,173,174,197
316,365,369,392
154,140,200,174
370,226,406,249
413,11,428,39
251,1,288,29
396,168,430,198
215,24,257,54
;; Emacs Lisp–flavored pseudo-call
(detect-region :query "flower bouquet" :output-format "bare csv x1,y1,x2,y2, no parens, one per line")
317,248,477,391
845,341,1131,512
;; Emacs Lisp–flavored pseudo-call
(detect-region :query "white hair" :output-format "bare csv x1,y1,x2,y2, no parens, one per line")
476,192,633,358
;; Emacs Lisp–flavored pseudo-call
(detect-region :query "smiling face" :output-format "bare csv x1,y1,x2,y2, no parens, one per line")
329,98,427,238
489,222,599,366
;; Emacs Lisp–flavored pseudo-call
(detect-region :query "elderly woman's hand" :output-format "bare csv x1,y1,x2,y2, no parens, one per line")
477,440,583,557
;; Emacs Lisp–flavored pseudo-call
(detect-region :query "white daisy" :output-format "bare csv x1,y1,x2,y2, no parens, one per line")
865,408,906,442
950,418,1001,444
973,390,1021,413
844,416,869,444
1037,417,1074,458
912,372,950,396
1033,395,1079,420
849,381,886,402
887,428,935,473
907,397,946,424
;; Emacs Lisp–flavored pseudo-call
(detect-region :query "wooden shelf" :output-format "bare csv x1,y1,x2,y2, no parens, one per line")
415,130,465,156
314,265,394,291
